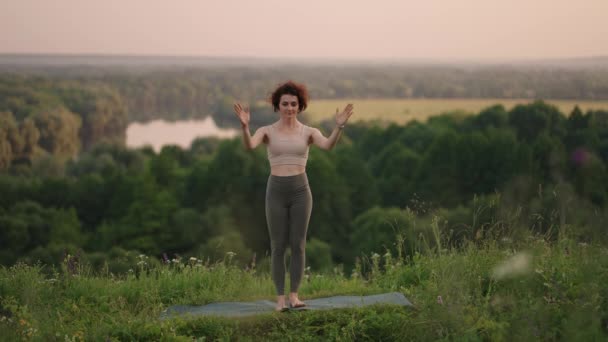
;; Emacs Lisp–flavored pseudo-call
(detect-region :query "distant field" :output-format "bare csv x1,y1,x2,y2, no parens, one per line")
303,99,608,124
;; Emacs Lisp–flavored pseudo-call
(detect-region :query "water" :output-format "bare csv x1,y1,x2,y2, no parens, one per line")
126,116,238,152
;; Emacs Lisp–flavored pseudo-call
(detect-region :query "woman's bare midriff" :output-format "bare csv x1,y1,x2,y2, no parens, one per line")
271,165,306,176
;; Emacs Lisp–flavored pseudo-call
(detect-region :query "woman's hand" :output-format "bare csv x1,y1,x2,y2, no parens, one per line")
233,102,250,127
335,103,354,127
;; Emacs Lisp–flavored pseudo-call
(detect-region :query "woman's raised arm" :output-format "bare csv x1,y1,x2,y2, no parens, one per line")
310,104,354,150
234,102,267,150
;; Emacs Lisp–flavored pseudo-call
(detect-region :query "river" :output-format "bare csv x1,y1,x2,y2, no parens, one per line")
126,116,238,152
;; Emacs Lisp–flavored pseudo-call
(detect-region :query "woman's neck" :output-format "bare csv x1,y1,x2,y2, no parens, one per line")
278,116,299,129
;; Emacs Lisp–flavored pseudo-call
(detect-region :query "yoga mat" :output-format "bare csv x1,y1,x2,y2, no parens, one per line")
160,292,413,319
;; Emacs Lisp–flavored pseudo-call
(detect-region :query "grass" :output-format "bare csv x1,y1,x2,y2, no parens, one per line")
302,98,608,124
1,235,607,341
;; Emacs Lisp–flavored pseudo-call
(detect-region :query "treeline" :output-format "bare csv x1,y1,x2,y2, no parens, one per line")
103,65,608,124
3,63,608,125
1,101,607,274
3,64,608,169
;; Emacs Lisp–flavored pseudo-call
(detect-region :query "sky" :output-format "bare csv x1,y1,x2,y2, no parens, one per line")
1,0,607,61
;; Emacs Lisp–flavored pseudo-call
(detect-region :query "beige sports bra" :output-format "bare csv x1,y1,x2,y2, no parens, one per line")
267,123,310,167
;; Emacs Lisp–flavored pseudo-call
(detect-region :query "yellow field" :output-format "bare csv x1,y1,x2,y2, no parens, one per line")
303,98,608,124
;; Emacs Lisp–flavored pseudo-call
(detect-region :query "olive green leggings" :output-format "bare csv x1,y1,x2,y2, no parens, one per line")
265,173,313,296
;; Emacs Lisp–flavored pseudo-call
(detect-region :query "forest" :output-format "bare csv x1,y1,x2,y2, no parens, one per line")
1,62,608,275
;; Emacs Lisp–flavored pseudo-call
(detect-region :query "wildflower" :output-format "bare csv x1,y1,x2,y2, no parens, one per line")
371,252,381,274
225,251,237,265
384,251,393,269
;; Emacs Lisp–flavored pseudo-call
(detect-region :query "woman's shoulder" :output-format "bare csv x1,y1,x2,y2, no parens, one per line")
301,122,315,131
259,123,274,132
302,124,319,133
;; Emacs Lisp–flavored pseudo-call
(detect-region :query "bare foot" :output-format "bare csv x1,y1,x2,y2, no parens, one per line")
289,293,306,308
275,296,288,312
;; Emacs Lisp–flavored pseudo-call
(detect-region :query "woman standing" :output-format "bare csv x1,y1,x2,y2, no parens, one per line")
234,80,354,312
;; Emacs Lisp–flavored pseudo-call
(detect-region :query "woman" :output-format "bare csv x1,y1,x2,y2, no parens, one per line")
233,80,354,312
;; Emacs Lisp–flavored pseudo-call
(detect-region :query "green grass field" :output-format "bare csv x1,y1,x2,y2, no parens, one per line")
303,98,608,124
2,236,606,340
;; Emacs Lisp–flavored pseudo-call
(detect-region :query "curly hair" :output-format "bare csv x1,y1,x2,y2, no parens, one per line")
270,81,309,113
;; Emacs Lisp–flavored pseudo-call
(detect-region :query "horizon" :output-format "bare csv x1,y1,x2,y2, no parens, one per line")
2,52,608,66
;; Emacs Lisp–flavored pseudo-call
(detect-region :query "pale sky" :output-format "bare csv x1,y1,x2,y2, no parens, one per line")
1,0,607,61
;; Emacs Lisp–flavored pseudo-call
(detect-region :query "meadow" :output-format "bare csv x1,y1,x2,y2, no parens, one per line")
304,98,608,124
3,64,608,341
1,230,606,341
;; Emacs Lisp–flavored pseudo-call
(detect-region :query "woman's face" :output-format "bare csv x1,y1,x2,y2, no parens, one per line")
279,94,299,117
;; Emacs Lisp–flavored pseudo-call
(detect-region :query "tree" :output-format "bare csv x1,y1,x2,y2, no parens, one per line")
531,133,566,182
412,130,462,206
19,117,40,157
187,139,269,253
195,231,254,266
564,105,596,152
468,104,509,130
0,111,24,156
57,85,128,150
332,145,380,218
508,100,565,143
34,107,81,158
0,112,21,169
0,200,83,266
350,206,417,259
369,142,420,208
397,120,439,154
305,238,333,273
0,127,12,170
306,149,352,263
